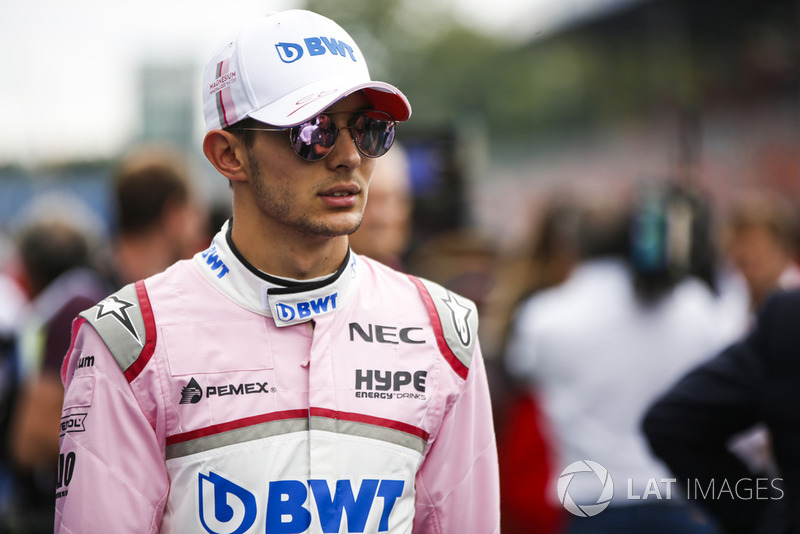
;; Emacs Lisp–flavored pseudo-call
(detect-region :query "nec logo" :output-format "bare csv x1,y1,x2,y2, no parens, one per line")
275,37,356,64
276,293,338,322
349,323,425,345
199,472,403,533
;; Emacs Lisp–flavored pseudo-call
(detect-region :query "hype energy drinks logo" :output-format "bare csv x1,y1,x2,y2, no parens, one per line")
557,460,786,518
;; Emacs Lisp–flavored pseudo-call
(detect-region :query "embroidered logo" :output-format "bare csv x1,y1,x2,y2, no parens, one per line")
442,291,472,347
180,378,203,405
95,295,141,345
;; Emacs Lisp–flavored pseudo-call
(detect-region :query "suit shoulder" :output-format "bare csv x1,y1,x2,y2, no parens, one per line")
406,275,479,380
78,281,156,382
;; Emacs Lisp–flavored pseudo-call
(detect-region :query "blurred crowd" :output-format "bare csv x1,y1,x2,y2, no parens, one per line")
484,183,799,534
0,137,799,533
337,145,800,534
0,144,217,532
352,143,800,533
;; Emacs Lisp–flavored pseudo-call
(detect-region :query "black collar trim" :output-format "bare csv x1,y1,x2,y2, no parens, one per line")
225,218,350,294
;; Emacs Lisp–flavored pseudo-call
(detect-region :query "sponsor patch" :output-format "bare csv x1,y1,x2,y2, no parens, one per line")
60,414,87,437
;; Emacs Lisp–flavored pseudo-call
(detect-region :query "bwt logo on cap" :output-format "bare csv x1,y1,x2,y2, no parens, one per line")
275,37,357,64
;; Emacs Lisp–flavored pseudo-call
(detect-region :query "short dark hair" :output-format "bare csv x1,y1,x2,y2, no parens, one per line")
224,117,263,150
112,146,191,236
17,220,92,296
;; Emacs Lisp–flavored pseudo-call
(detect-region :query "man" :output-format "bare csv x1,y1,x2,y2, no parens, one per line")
7,218,111,532
643,290,800,534
110,144,209,286
724,190,800,315
55,10,499,534
3,147,207,533
504,192,726,533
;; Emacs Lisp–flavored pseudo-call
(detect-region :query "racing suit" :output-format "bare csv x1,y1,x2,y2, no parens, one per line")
55,221,500,534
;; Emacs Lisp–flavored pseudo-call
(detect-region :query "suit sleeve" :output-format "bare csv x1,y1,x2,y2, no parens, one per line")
642,312,771,533
412,342,501,534
56,318,169,533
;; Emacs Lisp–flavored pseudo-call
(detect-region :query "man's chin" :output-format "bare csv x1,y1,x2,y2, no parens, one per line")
299,213,363,239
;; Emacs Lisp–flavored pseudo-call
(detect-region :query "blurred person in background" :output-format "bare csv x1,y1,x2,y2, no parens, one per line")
486,196,582,534
708,189,800,487
349,142,412,271
0,239,28,530
405,227,499,312
4,144,208,533
483,195,581,361
107,143,209,287
641,190,800,534
643,288,800,534
4,218,111,533
504,186,731,533
723,190,800,317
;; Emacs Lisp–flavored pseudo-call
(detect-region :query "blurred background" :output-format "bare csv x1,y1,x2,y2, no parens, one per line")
4,0,798,246
1,0,799,532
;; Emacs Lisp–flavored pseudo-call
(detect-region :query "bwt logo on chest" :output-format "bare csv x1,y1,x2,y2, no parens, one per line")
275,37,357,63
276,293,338,322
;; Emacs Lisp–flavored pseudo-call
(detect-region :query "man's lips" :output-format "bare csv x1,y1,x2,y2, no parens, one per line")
319,184,361,207
319,184,360,197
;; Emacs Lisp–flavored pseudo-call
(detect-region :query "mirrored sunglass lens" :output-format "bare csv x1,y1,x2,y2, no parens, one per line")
291,115,336,161
354,113,396,158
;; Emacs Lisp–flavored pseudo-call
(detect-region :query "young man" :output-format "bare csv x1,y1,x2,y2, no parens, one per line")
55,10,499,534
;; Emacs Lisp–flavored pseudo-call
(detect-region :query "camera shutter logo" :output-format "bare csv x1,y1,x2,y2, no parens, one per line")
557,460,614,517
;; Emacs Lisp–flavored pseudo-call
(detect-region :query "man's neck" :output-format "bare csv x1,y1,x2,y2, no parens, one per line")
229,220,350,280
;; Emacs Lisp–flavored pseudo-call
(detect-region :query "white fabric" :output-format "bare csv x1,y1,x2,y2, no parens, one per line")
777,263,800,291
506,258,738,505
0,274,26,335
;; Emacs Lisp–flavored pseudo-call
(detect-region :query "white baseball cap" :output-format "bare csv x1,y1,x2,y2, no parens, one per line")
203,10,412,132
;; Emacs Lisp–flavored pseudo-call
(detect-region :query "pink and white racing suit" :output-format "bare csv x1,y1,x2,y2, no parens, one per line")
55,221,500,533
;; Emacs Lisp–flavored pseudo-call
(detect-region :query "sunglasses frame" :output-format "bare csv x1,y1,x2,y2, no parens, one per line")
230,110,397,162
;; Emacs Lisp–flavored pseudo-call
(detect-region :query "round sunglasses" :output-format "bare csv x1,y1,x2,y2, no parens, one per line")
231,110,397,162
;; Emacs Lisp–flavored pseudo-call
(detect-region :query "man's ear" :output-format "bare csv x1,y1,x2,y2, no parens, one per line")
203,130,249,182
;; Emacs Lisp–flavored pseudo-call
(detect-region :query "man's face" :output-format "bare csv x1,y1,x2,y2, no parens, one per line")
244,92,377,240
729,225,789,294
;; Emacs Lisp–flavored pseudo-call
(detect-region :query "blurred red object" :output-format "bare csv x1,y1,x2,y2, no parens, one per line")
498,392,567,534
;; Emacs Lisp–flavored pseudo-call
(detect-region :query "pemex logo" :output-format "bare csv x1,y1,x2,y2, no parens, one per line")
180,378,203,405
557,460,614,517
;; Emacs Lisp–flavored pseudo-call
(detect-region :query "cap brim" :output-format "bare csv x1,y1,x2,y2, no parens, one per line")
247,78,411,127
